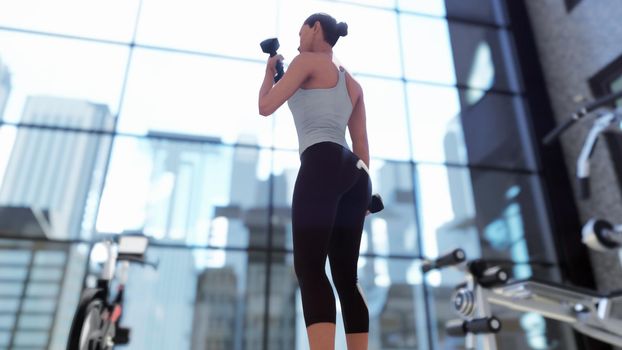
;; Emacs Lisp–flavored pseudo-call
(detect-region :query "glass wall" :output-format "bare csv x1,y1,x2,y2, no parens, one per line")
0,0,578,349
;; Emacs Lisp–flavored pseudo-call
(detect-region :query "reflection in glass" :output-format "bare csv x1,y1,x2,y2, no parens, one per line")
407,83,535,169
407,83,464,163
118,48,272,146
416,164,558,268
0,125,112,240
446,24,521,93
399,14,457,85
400,14,520,92
398,0,446,16
444,0,508,25
0,240,88,350
458,91,536,170
97,137,271,248
98,247,266,350
0,31,129,123
358,76,410,161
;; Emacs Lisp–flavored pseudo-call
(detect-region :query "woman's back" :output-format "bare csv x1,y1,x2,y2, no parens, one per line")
288,56,353,155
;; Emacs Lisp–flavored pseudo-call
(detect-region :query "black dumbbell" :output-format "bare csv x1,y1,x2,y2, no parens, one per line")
369,193,384,214
260,38,284,83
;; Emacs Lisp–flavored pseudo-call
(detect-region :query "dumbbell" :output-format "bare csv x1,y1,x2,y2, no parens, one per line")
260,38,284,83
369,193,384,214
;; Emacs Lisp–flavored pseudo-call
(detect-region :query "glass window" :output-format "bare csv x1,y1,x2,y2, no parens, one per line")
135,0,278,60
0,332,9,346
113,247,265,350
458,91,537,170
0,240,87,350
407,84,534,169
359,76,411,161
400,15,521,92
18,315,53,330
444,0,508,25
0,0,140,42
14,331,48,346
398,0,446,17
0,31,129,124
445,24,521,92
0,315,14,328
118,48,273,147
415,164,558,271
407,83,463,163
365,160,420,257
399,14,457,85
328,0,396,9
399,0,508,25
97,137,271,248
0,283,22,296
0,128,112,240
279,0,402,78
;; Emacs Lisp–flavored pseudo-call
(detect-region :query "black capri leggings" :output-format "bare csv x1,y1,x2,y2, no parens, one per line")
292,141,372,333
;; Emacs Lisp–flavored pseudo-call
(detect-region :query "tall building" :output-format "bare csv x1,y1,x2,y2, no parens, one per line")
145,131,224,245
103,131,229,350
0,56,10,119
193,138,298,350
120,248,196,350
0,95,114,240
0,95,112,349
192,267,238,350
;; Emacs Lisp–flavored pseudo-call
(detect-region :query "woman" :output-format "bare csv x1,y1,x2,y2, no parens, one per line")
258,13,371,350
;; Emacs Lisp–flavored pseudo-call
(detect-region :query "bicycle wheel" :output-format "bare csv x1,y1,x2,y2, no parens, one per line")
67,289,111,350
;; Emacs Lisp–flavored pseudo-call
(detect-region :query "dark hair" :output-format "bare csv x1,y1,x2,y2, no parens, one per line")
304,13,348,47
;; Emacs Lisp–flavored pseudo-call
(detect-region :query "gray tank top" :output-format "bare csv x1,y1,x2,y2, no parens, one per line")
287,67,353,155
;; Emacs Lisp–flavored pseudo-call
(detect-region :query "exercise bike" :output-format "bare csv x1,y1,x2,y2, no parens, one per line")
66,234,157,350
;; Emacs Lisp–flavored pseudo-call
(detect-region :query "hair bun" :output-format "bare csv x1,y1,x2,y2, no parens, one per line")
337,22,348,37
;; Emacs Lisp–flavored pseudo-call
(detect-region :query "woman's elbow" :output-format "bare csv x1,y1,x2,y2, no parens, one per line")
258,102,274,117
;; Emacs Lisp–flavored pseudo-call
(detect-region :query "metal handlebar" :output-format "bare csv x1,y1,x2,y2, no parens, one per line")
543,90,622,145
421,248,466,273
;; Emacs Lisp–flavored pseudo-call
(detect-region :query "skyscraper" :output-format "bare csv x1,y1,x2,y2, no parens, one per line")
192,137,298,349
144,131,223,244
0,95,113,349
192,267,238,350
0,95,114,240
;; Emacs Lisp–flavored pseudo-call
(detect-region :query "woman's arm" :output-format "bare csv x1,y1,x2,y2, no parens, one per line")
348,88,370,169
258,54,312,116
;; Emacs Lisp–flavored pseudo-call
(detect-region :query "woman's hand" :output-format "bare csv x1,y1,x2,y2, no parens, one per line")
266,54,284,76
